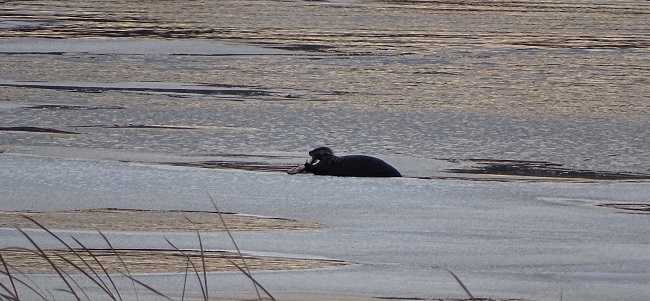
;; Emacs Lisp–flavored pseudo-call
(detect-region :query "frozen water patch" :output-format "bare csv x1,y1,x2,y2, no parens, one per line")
0,102,31,110
537,197,604,207
1,153,650,300
0,37,316,56
0,18,46,30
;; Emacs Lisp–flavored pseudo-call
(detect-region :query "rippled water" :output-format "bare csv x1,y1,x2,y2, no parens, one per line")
1,0,649,173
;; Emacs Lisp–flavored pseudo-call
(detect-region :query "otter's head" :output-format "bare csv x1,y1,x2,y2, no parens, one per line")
308,147,335,163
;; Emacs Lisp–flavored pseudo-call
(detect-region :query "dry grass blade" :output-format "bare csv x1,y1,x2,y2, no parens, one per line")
47,251,109,300
0,282,18,301
19,215,117,300
226,259,277,301
0,292,16,301
6,202,284,301
164,238,207,300
445,268,475,301
197,232,208,301
97,231,139,301
14,227,81,301
0,253,18,300
0,282,15,300
207,192,264,301
0,250,51,301
69,236,122,301
181,258,191,301
53,263,93,301
184,217,209,301
0,268,49,301
98,233,172,301
116,272,174,301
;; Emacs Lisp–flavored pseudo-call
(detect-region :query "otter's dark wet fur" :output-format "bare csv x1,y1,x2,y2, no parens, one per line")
303,147,401,177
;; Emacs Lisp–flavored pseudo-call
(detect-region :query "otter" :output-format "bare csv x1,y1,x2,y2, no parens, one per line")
288,147,401,177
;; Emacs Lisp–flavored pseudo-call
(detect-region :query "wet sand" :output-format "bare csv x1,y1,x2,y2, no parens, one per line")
0,209,322,232
0,249,345,274
0,209,342,274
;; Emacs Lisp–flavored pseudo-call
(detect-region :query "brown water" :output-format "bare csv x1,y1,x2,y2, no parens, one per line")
1,0,649,173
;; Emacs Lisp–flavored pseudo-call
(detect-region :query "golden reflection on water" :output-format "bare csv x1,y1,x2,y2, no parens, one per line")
0,0,648,173
2,0,648,51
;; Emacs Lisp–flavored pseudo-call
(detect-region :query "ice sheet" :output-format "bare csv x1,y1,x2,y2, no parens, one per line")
0,37,309,55
1,153,649,300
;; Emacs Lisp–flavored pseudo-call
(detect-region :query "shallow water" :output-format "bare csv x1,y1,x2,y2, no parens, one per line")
1,0,649,173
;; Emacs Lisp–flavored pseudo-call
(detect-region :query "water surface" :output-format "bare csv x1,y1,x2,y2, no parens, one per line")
1,0,648,173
